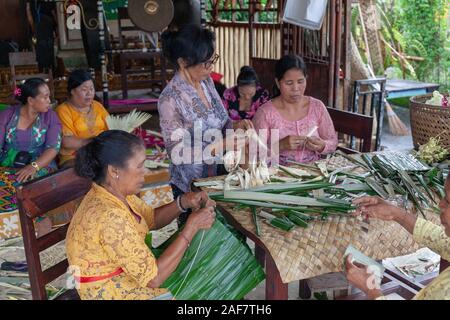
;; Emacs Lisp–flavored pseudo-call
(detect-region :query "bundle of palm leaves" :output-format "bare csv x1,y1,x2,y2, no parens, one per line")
147,217,265,300
207,151,447,234
355,152,446,217
106,109,152,133
209,178,356,235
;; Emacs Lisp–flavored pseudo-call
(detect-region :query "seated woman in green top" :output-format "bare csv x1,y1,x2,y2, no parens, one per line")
0,78,62,182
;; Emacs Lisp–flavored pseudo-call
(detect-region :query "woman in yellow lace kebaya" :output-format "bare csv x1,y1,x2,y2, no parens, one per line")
56,70,109,167
345,175,450,300
66,130,216,300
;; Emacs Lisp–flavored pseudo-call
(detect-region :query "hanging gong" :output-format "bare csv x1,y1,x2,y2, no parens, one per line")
127,0,174,32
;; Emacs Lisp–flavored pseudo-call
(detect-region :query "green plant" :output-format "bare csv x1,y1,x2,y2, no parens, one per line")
353,0,449,90
207,0,278,23
395,0,449,85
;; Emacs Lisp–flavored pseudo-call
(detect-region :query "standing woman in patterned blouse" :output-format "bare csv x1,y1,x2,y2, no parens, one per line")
222,66,270,121
0,78,61,182
158,24,251,225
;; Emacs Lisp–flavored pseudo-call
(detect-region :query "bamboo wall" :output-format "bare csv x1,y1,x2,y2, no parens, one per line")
212,25,281,88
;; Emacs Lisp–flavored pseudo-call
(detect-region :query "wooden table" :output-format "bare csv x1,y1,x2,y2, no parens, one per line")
213,204,289,299
107,101,158,114
144,168,170,185
214,203,450,300
193,179,289,299
193,152,450,300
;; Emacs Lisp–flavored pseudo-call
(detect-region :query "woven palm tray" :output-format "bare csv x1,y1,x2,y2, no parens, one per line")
196,155,440,283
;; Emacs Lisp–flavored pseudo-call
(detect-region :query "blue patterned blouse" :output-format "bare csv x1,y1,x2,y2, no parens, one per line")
158,73,231,192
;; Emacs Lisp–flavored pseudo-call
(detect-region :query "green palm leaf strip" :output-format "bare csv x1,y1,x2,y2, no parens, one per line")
223,191,337,207
251,206,260,236
258,210,295,232
147,218,265,300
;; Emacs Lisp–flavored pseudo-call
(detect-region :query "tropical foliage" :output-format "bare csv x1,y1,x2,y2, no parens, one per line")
206,0,278,23
354,0,449,90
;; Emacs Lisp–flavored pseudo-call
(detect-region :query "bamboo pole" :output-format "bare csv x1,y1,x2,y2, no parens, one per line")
328,0,336,108
359,0,384,73
357,3,373,71
236,27,240,82
201,0,206,27
333,0,342,109
97,0,109,108
239,27,245,75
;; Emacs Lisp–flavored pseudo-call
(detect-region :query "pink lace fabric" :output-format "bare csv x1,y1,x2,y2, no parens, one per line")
252,97,338,164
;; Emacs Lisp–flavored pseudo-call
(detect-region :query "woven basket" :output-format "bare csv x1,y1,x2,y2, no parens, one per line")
410,93,450,151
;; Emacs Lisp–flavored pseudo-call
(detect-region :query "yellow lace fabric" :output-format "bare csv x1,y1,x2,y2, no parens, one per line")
66,183,167,300
411,218,450,300
376,218,450,300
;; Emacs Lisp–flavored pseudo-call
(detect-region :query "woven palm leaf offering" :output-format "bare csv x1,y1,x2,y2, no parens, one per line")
221,129,274,190
106,109,152,133
414,135,449,165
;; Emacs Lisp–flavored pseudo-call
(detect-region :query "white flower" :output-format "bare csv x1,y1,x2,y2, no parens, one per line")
2,215,19,232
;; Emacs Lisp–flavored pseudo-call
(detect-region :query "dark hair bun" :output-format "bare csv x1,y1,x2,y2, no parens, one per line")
75,142,101,180
67,69,94,94
15,78,47,105
240,66,254,74
75,130,144,184
161,24,215,69
237,65,258,86
161,29,178,65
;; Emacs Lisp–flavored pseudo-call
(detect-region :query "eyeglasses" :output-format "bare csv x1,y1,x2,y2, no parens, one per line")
202,53,220,69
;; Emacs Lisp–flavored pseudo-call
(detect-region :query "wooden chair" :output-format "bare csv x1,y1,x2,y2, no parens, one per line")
117,7,142,50
9,52,55,100
327,107,374,153
351,78,386,151
16,168,91,300
119,51,167,99
116,7,167,99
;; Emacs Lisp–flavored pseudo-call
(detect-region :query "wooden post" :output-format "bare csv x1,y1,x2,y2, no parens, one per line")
249,0,254,62
328,0,336,108
333,0,342,109
17,201,47,300
97,0,109,109
342,0,352,109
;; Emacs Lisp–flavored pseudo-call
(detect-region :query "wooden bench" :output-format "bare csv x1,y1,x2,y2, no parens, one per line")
16,168,91,300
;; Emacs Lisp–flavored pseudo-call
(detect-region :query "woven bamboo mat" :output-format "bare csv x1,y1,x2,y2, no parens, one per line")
197,154,441,283
218,202,438,283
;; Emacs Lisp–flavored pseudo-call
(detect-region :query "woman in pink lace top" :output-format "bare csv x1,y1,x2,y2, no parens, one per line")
252,55,337,164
